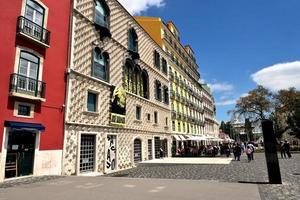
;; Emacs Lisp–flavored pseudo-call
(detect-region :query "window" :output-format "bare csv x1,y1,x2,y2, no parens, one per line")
136,106,141,120
183,122,186,133
162,58,167,74
154,111,158,124
25,0,45,27
163,86,169,104
172,121,175,131
147,113,151,122
94,0,110,28
87,92,98,112
128,28,138,53
18,51,39,92
165,117,168,126
92,47,109,81
178,122,181,132
17,104,31,116
124,59,148,98
155,80,162,101
154,50,160,69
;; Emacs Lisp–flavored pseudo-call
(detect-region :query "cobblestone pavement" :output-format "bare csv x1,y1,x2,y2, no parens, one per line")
106,153,300,200
0,176,63,188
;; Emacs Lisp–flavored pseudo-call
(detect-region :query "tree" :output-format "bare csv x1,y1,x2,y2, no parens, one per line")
219,121,226,132
273,88,300,139
244,118,254,141
232,85,273,121
288,95,300,139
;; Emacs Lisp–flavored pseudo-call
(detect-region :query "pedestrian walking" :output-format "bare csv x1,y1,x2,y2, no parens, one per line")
247,143,255,160
246,146,252,162
283,140,292,158
234,143,242,161
280,141,286,158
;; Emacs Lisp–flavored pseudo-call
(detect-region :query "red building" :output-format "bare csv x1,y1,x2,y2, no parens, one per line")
0,0,71,181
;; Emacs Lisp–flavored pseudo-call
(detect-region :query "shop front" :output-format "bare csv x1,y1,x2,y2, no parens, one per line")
1,121,44,180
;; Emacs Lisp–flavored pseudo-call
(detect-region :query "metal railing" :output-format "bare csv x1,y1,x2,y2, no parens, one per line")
17,16,50,46
9,73,46,98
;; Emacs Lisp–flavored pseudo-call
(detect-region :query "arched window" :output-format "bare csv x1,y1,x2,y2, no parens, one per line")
155,80,162,101
124,59,134,92
163,86,169,104
92,47,109,81
141,70,149,99
95,0,110,28
135,65,142,96
18,51,40,92
25,0,45,27
128,28,138,53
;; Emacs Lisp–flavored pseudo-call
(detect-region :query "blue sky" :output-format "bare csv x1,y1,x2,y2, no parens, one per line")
119,0,300,122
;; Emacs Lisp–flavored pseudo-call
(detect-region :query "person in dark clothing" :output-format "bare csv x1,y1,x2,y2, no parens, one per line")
283,140,292,158
234,143,242,161
280,141,286,158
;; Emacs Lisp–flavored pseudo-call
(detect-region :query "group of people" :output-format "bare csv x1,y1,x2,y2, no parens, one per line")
230,142,255,162
280,140,292,159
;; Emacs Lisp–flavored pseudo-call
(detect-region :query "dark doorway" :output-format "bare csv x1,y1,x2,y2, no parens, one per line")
133,138,142,163
154,137,160,159
5,130,36,179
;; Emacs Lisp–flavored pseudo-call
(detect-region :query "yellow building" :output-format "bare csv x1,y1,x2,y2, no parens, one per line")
135,17,205,145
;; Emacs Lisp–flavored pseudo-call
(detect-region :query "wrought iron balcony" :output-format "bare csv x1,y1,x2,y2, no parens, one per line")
176,92,181,100
171,111,177,119
169,71,174,80
17,16,50,47
177,112,182,120
9,73,46,99
174,76,179,83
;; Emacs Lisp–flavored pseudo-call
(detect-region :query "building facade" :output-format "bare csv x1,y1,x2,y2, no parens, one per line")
134,17,209,152
62,0,172,176
201,84,218,138
0,0,71,181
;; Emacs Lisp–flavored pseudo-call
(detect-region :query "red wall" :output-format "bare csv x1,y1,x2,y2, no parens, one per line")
0,0,71,151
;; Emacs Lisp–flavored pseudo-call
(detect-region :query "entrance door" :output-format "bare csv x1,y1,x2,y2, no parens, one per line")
162,139,168,157
106,135,117,172
154,137,160,159
5,130,36,179
133,139,142,163
148,139,153,160
80,135,95,173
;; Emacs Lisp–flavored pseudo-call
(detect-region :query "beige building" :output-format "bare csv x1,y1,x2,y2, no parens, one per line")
201,84,218,138
63,0,172,176
134,17,208,152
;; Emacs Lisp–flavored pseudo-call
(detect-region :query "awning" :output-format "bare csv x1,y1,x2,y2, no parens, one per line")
178,135,186,141
4,121,45,131
173,135,181,141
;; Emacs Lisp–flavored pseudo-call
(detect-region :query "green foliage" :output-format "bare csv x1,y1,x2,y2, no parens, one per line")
232,85,273,120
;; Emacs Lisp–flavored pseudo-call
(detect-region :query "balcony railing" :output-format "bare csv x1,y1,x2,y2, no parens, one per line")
9,73,46,99
17,16,50,46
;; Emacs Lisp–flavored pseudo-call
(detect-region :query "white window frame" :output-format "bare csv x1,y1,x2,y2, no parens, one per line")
13,101,35,118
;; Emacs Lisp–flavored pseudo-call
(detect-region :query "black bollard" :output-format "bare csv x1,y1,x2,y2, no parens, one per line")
261,120,282,184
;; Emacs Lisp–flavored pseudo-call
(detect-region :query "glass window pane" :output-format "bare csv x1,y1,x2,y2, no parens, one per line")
19,59,28,76
87,92,97,112
29,63,38,79
25,6,34,21
21,52,39,64
34,12,43,26
27,0,44,13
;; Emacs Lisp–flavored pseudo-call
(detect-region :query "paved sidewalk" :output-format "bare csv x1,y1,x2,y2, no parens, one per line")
0,176,261,200
107,153,300,200
142,157,233,164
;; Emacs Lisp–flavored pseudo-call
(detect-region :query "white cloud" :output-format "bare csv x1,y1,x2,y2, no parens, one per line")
208,83,234,92
118,0,165,15
216,99,237,106
251,61,300,91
